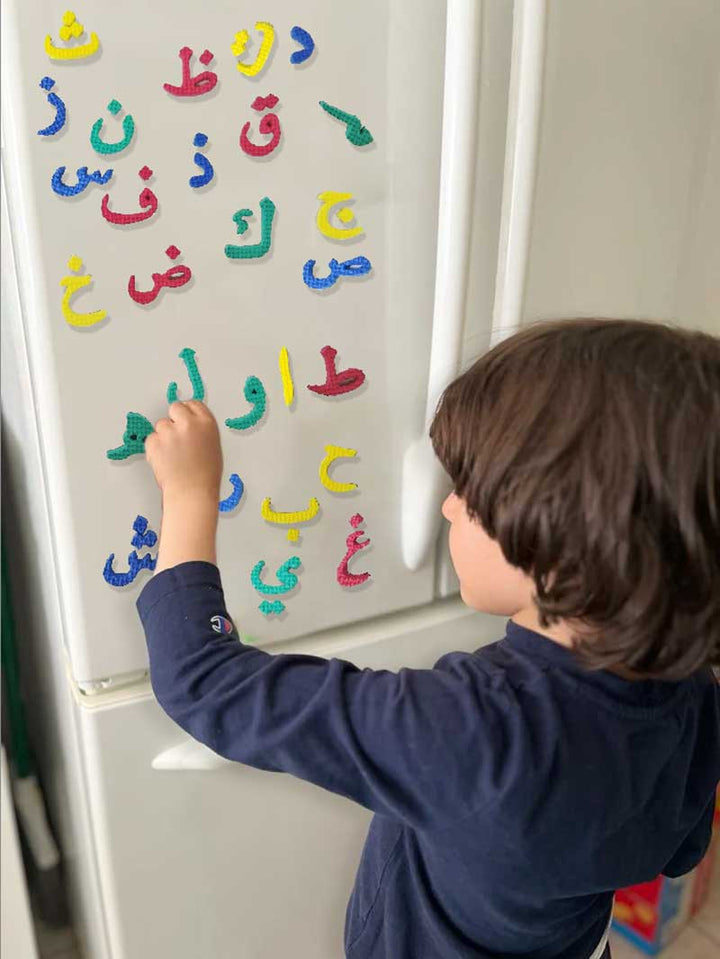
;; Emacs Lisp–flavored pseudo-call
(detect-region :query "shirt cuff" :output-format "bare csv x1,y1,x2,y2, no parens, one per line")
136,560,224,625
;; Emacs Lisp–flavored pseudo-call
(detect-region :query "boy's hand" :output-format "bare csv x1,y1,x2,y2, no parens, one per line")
145,400,223,504
145,401,223,573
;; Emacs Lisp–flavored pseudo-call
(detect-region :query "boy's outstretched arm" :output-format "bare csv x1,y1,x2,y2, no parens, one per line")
144,399,222,573
138,402,500,829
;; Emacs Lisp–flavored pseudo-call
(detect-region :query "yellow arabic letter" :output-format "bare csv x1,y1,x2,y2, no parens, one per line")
60,255,106,328
231,22,275,77
45,10,100,61
316,191,363,240
261,497,320,525
278,347,294,407
319,445,358,493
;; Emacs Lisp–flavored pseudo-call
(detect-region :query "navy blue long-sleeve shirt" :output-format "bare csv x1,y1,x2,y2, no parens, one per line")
137,561,720,959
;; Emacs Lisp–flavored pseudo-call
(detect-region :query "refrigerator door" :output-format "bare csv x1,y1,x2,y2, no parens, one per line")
1,0,493,685
437,0,720,591
520,0,720,331
73,602,501,959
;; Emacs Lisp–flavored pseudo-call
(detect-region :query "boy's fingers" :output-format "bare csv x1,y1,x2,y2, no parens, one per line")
167,401,193,422
187,399,212,420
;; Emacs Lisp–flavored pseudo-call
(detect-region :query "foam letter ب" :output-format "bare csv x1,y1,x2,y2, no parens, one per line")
261,497,320,527
316,191,363,240
319,445,359,493
231,22,275,77
60,255,107,328
45,11,100,61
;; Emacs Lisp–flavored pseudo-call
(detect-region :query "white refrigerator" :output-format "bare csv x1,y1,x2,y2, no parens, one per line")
2,1,718,957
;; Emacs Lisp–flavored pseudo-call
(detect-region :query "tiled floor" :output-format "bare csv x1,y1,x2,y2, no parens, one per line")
32,856,720,959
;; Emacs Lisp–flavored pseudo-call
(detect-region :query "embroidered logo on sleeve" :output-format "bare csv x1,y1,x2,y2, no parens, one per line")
210,614,235,635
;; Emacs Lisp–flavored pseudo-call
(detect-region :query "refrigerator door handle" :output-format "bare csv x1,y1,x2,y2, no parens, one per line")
401,0,547,571
152,740,231,771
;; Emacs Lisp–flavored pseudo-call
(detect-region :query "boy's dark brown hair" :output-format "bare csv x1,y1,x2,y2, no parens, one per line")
430,318,720,680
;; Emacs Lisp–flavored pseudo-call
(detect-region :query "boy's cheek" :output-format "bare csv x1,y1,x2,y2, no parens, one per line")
450,526,533,616
458,572,526,616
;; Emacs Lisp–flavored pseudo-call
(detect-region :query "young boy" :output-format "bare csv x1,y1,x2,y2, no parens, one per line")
137,318,720,959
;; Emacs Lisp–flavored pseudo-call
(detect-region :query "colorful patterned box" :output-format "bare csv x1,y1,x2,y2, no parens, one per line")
611,789,719,954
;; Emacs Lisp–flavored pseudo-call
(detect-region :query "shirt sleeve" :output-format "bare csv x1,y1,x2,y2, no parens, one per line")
136,561,497,829
662,796,716,877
